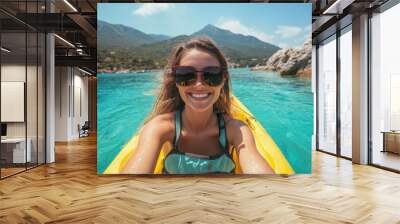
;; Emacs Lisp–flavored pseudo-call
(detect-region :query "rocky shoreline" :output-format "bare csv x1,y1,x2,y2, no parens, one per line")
99,39,312,77
252,39,311,77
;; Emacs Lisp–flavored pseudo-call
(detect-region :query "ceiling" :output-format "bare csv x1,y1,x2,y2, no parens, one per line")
0,0,392,75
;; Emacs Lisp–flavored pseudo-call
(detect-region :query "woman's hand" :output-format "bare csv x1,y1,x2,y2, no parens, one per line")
227,119,275,174
122,114,174,174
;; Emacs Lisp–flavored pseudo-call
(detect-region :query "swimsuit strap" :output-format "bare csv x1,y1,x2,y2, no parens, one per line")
173,109,182,148
216,112,229,154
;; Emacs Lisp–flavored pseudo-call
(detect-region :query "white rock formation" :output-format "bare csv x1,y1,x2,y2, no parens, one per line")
252,39,311,76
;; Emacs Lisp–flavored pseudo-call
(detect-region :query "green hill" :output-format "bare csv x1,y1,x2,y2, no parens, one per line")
98,23,280,72
97,20,170,49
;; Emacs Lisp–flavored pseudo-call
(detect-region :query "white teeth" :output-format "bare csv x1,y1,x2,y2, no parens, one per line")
189,93,209,99
192,93,208,98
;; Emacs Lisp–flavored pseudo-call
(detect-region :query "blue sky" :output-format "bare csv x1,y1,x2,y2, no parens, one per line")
98,3,311,48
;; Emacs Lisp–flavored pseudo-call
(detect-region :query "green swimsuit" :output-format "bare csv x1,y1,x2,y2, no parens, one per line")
163,109,236,174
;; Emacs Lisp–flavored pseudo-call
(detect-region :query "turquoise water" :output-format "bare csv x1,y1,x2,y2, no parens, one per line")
97,68,313,173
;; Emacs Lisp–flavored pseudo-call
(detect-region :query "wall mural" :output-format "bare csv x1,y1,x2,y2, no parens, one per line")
97,3,313,175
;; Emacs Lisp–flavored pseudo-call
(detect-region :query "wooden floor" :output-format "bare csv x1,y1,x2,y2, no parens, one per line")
1,163,44,178
1,167,26,177
373,150,400,171
1,135,400,224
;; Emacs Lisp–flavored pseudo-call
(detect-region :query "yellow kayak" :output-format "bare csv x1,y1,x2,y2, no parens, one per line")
103,96,294,174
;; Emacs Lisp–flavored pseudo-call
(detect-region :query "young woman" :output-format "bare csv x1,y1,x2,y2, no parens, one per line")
122,37,274,174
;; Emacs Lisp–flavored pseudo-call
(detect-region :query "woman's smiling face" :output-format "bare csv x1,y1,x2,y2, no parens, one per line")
176,49,225,112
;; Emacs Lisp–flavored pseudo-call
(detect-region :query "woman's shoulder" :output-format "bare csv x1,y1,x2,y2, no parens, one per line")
223,114,250,138
149,112,175,123
142,112,175,142
222,114,247,130
222,114,254,150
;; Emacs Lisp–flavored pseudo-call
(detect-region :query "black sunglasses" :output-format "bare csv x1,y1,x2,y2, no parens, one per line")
173,66,225,87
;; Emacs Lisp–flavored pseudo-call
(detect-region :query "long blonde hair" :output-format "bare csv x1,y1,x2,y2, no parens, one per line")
145,36,232,123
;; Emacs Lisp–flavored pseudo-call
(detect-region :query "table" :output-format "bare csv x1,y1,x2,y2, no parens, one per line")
381,131,400,154
1,138,32,163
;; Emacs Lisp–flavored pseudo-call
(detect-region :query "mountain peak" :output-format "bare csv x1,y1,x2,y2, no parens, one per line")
204,24,217,29
192,24,231,38
198,24,223,32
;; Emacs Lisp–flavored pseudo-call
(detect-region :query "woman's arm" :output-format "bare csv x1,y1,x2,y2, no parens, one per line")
122,115,173,174
227,119,274,174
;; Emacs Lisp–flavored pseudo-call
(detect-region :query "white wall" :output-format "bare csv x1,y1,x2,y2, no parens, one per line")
1,65,41,138
1,65,26,139
1,64,26,81
73,72,89,138
55,66,70,141
1,63,46,164
54,67,89,141
1,65,25,127
1,82,25,122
